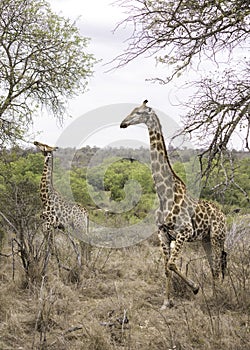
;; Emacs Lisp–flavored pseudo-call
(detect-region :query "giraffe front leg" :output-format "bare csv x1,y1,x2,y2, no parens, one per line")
168,230,199,295
158,227,174,309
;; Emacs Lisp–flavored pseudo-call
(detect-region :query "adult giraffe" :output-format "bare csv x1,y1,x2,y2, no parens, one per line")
34,141,90,266
120,100,227,308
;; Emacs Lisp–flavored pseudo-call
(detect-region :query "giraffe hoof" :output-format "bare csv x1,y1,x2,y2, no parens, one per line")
160,299,174,310
193,286,199,295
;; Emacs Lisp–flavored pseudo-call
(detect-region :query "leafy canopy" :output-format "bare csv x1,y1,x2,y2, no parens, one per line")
0,0,95,145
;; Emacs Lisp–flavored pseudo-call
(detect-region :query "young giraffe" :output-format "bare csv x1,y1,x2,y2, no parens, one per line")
34,141,90,265
120,100,227,308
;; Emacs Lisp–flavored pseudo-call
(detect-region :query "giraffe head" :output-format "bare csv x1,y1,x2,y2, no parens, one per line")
34,141,58,156
120,100,153,129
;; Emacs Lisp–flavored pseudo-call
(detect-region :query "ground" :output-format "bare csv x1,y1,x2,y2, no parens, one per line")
0,218,249,350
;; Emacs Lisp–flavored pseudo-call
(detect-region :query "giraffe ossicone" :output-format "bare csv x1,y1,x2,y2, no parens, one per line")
120,100,227,308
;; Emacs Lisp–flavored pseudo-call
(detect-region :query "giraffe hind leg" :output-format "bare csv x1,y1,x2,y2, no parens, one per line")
221,250,227,280
202,239,214,276
202,236,225,296
211,237,224,281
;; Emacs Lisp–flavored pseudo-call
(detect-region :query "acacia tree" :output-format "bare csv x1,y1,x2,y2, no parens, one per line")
114,0,250,186
0,0,95,145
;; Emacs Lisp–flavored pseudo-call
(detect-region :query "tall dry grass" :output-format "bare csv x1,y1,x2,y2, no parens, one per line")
0,215,249,349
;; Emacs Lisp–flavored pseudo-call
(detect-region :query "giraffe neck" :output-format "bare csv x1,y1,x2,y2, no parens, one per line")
40,154,54,204
147,112,179,207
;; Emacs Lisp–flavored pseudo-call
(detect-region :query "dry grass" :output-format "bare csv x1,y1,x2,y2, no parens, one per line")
0,220,249,350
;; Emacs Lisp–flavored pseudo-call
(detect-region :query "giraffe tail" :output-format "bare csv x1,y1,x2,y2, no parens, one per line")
221,250,227,280
86,215,90,235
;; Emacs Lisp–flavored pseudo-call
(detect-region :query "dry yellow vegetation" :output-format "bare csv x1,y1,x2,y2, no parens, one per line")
0,218,249,350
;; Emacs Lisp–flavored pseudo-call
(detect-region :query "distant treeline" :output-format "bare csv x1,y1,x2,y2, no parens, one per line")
0,145,249,216
39,145,250,170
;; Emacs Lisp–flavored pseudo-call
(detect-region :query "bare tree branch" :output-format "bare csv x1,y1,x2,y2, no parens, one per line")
112,0,250,196
112,0,249,81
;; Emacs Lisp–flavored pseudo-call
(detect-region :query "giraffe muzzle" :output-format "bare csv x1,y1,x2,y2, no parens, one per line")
120,121,128,128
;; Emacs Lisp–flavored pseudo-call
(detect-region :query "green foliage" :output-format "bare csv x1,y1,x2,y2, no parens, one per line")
0,0,95,145
0,147,248,235
70,167,95,207
201,156,250,211
49,148,250,215
0,150,42,233
87,157,155,207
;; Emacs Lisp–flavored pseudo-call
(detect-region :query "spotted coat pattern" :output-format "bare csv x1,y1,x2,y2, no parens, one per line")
34,141,89,240
120,101,227,307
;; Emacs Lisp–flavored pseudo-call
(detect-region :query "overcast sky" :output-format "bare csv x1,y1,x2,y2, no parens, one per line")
31,0,194,149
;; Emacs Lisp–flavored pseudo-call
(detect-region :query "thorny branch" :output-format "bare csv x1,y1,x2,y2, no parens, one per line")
112,0,249,81
112,0,249,187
